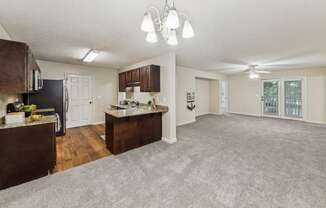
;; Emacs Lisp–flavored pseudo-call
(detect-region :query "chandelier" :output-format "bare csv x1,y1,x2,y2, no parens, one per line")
140,0,195,46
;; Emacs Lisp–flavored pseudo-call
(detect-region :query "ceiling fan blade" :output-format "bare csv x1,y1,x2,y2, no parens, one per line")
256,70,271,74
218,58,249,66
243,68,251,73
219,67,248,73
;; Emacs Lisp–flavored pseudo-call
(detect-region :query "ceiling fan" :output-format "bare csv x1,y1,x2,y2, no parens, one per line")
243,65,271,79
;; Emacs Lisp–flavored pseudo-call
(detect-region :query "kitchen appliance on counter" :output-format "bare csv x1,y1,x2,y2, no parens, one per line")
23,79,67,136
6,102,24,113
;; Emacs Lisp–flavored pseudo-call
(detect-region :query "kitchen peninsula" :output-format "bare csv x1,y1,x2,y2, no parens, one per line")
105,104,168,155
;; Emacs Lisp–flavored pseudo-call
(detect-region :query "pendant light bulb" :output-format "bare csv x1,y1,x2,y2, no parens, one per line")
146,31,158,43
141,12,155,32
166,7,180,29
182,20,194,38
167,30,178,46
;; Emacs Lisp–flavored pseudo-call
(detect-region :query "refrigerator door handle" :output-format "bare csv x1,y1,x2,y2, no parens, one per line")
65,87,69,113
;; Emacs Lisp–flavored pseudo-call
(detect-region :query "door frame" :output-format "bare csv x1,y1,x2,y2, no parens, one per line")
261,79,281,118
65,73,94,128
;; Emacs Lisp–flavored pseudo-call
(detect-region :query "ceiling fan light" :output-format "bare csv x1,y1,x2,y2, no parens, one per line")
146,31,158,43
167,30,178,46
166,8,180,29
249,72,259,79
141,12,155,32
182,20,194,38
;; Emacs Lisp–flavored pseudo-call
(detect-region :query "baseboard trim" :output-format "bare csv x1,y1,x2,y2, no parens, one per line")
92,121,105,125
195,112,210,117
177,119,196,126
162,137,177,144
208,112,223,115
305,120,326,125
228,111,262,117
229,112,326,126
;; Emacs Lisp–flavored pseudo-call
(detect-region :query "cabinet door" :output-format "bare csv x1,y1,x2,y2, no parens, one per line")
113,117,140,154
125,71,132,86
119,73,126,92
131,68,140,84
140,66,149,92
0,123,56,190
0,40,28,93
139,113,162,145
149,65,160,92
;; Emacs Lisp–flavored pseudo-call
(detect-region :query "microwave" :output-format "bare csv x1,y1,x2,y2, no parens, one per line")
33,70,43,91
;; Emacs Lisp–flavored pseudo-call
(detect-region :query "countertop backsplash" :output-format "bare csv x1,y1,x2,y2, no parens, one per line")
0,94,20,123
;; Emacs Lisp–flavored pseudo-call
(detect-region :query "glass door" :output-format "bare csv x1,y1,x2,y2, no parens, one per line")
284,80,303,118
262,80,280,116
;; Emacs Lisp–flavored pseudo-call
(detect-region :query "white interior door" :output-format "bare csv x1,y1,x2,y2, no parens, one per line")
66,74,93,128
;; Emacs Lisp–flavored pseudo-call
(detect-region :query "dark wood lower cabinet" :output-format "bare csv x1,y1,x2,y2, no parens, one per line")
105,113,162,155
0,123,56,190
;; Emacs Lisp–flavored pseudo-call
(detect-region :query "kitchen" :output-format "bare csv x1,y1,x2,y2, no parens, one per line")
0,37,169,190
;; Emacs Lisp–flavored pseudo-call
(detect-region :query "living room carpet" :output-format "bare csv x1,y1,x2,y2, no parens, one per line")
1,114,326,208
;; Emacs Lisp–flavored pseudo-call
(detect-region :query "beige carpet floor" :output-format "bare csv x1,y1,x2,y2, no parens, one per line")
1,114,326,208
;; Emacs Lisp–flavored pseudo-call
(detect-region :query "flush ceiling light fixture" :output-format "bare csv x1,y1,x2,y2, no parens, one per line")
82,50,100,62
140,0,195,45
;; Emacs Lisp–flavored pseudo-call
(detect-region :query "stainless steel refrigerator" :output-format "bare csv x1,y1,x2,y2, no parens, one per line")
23,79,67,136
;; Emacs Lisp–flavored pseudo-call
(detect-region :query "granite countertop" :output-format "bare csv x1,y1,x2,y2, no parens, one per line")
0,115,57,130
106,104,168,118
34,108,55,113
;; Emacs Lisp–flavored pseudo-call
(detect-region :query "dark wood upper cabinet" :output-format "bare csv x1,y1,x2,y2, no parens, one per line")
118,65,160,92
0,39,41,94
140,65,160,92
131,68,140,84
125,71,132,86
119,72,126,92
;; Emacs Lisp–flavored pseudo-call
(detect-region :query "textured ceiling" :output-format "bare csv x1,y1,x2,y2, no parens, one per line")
1,0,326,73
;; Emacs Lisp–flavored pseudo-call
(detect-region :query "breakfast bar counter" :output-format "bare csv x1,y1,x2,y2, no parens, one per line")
105,105,168,155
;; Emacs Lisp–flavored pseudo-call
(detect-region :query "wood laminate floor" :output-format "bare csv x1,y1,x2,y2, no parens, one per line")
55,125,111,172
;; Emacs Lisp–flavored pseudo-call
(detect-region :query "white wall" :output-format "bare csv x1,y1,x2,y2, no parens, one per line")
195,78,210,116
119,53,177,140
0,24,19,120
228,68,326,124
176,66,226,126
228,75,261,116
0,24,11,40
210,80,219,114
38,60,118,124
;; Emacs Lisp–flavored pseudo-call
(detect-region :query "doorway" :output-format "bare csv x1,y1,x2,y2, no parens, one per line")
66,74,93,128
261,79,304,119
195,78,219,117
262,80,280,117
284,80,303,118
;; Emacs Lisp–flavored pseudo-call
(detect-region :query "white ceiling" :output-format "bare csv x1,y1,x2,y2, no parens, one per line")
1,0,326,73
